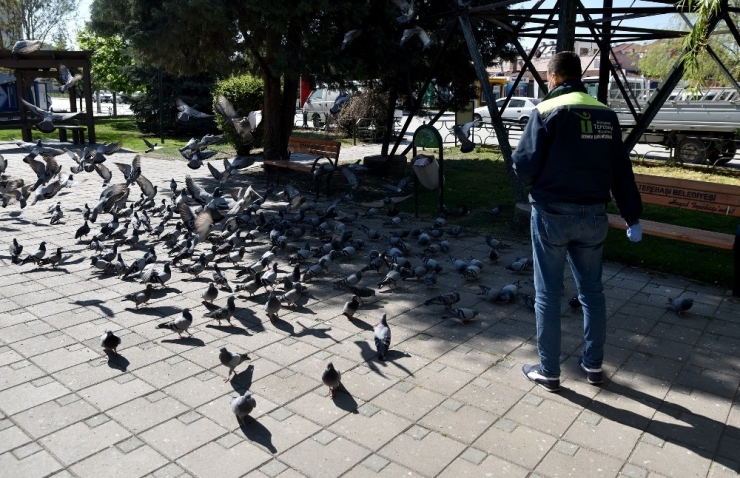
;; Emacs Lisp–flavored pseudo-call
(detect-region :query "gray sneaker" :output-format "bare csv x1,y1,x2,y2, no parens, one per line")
521,364,560,392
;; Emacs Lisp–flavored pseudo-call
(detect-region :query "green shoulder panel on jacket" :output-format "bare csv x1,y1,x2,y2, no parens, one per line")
536,92,608,115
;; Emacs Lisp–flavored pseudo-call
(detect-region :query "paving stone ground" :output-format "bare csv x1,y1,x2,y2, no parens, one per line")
0,139,739,478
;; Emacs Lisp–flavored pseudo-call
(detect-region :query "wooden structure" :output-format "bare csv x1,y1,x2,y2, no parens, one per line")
263,137,341,199
607,174,740,296
0,50,96,143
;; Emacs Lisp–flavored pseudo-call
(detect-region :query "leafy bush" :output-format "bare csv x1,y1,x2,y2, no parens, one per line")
212,74,265,155
336,86,390,138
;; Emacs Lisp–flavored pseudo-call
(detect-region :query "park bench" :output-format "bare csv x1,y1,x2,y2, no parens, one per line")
606,173,740,296
263,136,341,199
0,112,87,144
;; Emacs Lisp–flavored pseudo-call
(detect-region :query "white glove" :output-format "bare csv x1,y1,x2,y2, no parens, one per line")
627,222,642,242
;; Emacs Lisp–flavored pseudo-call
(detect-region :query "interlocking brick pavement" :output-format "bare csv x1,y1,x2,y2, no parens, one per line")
0,139,738,477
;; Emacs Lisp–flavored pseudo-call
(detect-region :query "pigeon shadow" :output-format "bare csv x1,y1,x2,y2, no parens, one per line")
106,351,129,371
161,336,205,346
332,384,359,414
21,266,71,274
129,305,181,317
239,417,277,454
205,324,250,336
0,226,20,232
73,299,115,317
293,321,340,344
269,316,295,335
230,364,254,391
63,256,86,265
355,341,415,377
347,318,374,331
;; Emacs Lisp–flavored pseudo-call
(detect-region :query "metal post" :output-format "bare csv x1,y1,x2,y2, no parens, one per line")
459,14,526,203
158,66,164,144
556,0,577,52
597,0,613,103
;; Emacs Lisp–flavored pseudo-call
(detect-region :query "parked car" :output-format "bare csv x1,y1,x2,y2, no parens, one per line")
99,90,113,103
302,88,345,127
474,97,541,126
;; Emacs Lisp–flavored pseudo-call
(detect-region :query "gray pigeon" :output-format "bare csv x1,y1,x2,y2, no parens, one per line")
100,330,121,354
202,282,219,304
667,297,694,316
342,295,361,319
374,313,391,361
175,98,214,122
322,362,342,399
12,40,43,54
156,309,194,338
424,291,460,309
219,347,250,382
20,241,46,265
265,291,282,321
123,284,153,308
451,307,478,324
231,390,257,424
204,296,236,325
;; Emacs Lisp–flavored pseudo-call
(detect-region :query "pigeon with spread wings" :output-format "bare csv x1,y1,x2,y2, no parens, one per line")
59,65,83,93
175,98,214,122
21,99,79,133
142,138,162,153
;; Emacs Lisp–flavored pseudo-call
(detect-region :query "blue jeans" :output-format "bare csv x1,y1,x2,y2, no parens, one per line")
530,202,609,377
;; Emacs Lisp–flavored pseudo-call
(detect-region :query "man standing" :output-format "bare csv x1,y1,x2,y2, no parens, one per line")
512,52,643,392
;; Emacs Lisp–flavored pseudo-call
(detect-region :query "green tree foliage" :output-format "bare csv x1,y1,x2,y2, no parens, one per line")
77,29,137,95
88,0,514,158
0,0,80,48
637,9,740,86
212,75,265,155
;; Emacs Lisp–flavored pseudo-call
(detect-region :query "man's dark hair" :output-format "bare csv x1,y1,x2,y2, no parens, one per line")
547,52,582,80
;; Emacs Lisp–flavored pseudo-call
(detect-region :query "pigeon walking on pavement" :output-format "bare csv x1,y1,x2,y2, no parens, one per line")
322,362,342,399
374,313,392,361
219,347,250,382
20,241,46,265
265,291,282,321
204,296,236,325
156,309,194,338
100,330,121,354
123,284,153,308
667,296,694,316
231,390,257,424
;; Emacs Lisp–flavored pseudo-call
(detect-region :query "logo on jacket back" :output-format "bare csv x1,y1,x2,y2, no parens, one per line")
575,112,593,134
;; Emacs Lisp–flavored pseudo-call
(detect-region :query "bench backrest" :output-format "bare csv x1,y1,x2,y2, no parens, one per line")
288,137,341,160
634,173,740,218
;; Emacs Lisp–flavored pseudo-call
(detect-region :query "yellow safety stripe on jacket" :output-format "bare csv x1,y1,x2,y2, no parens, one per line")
536,91,610,114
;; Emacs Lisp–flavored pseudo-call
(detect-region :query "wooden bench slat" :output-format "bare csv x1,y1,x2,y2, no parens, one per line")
635,173,740,197
607,213,735,250
637,193,740,218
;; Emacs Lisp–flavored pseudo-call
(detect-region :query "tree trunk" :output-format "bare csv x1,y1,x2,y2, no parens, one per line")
381,74,400,157
112,91,118,118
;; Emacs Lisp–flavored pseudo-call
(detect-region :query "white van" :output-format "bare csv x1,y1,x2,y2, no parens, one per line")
302,88,344,127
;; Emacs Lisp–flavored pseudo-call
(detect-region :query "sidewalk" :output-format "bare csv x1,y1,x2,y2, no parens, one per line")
0,143,738,478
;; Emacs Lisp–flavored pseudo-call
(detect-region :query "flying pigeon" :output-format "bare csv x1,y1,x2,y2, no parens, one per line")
100,330,121,354
20,99,79,133
231,390,256,424
156,309,194,338
205,296,237,325
219,346,250,381
322,362,342,399
400,26,432,50
341,29,362,50
214,94,242,128
175,98,214,122
374,313,391,361
12,40,43,54
452,120,480,153
59,65,83,93
142,138,162,153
